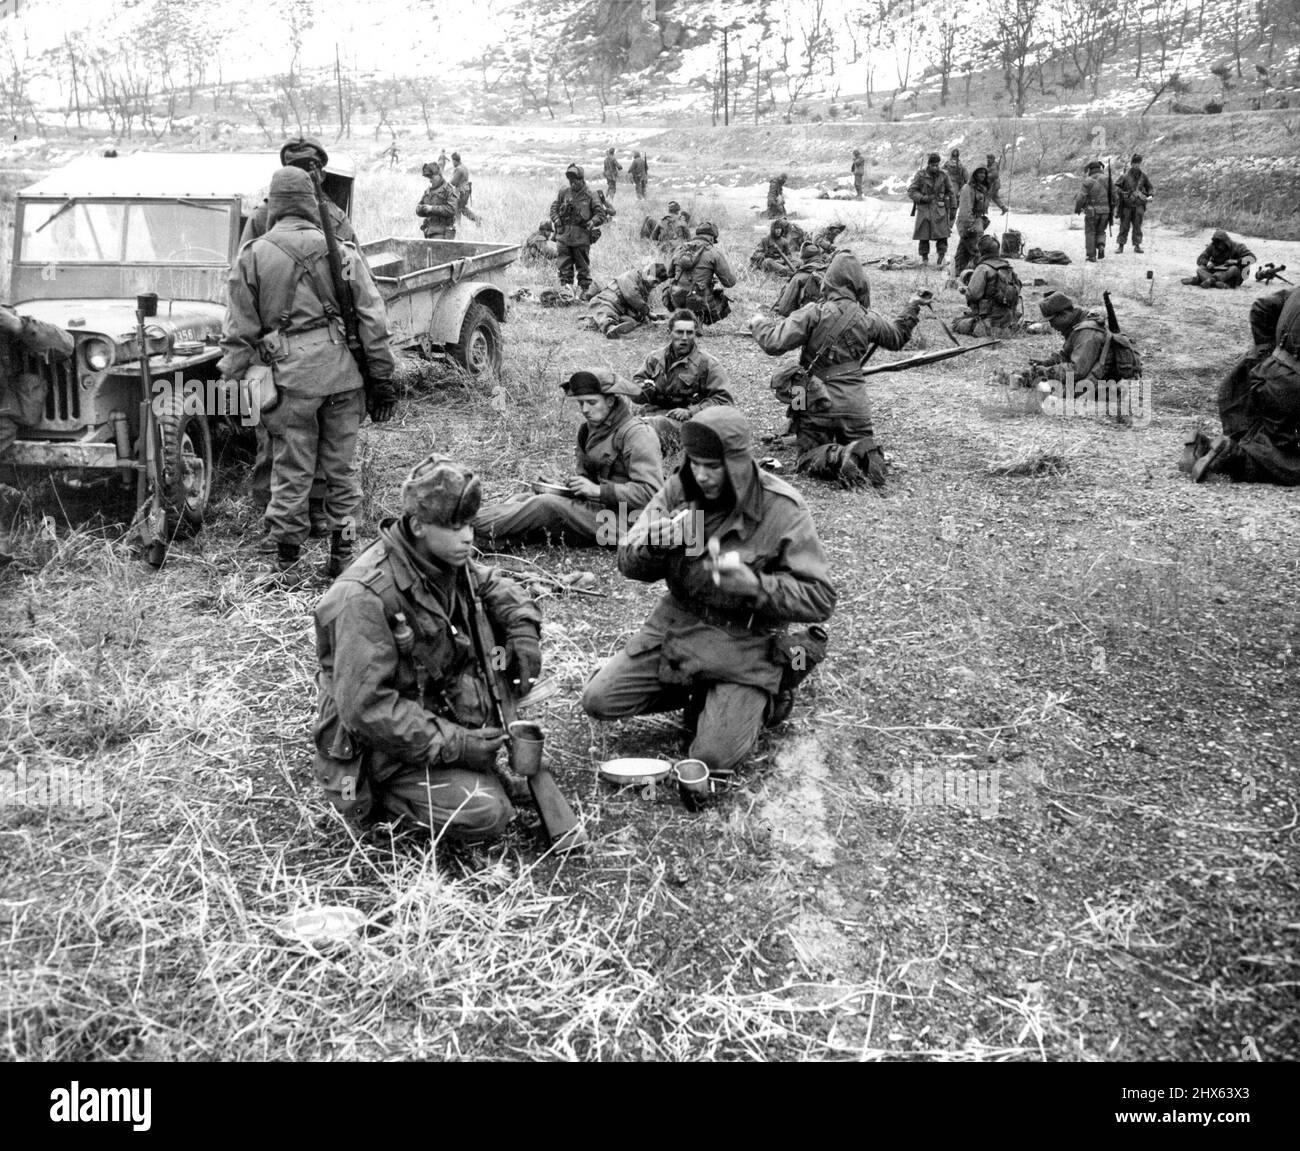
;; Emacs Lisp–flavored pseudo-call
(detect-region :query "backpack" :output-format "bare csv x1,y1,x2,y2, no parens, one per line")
987,258,1021,309
1025,247,1072,265
1001,229,1023,257
1078,319,1143,380
671,237,708,277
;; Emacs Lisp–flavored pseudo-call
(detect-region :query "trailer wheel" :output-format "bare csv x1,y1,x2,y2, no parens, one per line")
449,302,502,375
153,389,213,540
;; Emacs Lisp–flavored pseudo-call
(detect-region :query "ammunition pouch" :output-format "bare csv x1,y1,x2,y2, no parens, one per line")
240,364,279,421
769,625,830,694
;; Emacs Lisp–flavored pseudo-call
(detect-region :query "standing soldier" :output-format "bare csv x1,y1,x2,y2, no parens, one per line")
634,308,735,454
603,147,623,197
312,455,543,843
751,251,924,488
1115,153,1153,254
629,150,649,199
850,149,866,198
449,152,480,224
473,370,663,548
437,148,449,171
0,305,74,565
1074,160,1113,263
767,173,788,218
415,161,459,238
243,138,356,541
666,221,737,326
240,137,356,249
953,166,994,277
581,407,837,778
220,167,397,579
942,148,968,194
550,162,614,301
907,153,957,267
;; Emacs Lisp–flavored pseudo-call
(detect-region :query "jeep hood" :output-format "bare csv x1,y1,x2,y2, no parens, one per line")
12,299,226,344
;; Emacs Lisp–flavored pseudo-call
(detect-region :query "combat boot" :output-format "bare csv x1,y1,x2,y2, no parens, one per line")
605,319,639,339
1192,435,1232,483
319,531,354,580
1134,245,1144,253
834,444,869,489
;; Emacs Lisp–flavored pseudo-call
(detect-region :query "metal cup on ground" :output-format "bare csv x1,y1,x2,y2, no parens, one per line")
673,758,710,811
507,720,545,776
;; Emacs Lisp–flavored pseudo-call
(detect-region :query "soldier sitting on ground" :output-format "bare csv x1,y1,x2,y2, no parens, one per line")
312,455,541,844
666,222,737,326
473,370,664,549
749,218,806,276
1020,293,1142,397
1183,229,1256,289
641,200,690,244
1185,285,1300,485
953,236,1024,337
522,220,558,266
583,262,670,339
811,222,848,255
633,308,734,455
772,241,831,318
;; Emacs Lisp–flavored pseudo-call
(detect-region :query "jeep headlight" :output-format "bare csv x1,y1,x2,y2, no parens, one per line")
82,337,115,372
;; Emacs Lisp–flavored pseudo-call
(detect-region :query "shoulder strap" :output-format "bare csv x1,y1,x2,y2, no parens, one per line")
805,299,861,371
259,230,341,329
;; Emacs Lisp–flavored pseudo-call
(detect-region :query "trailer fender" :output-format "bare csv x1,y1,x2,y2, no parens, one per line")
424,282,506,346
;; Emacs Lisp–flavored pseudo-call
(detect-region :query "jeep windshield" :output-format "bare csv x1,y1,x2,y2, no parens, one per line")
20,198,231,264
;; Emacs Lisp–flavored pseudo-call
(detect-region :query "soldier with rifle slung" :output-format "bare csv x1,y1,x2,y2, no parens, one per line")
312,455,544,843
219,167,396,580
751,251,924,488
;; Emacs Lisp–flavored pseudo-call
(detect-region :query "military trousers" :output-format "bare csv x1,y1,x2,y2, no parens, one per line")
793,408,876,479
917,237,949,263
1216,354,1300,485
375,762,513,843
1084,212,1107,259
473,492,603,547
557,242,593,290
633,177,647,198
1117,206,1145,249
252,423,326,518
581,646,770,774
261,387,364,547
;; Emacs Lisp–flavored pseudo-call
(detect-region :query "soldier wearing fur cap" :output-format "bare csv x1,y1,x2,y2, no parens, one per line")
416,161,459,239
312,455,543,842
550,162,615,300
473,370,664,548
582,407,836,776
1187,229,1256,289
220,166,396,579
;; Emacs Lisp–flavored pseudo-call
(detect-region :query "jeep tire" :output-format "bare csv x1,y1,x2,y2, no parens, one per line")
449,302,502,376
153,388,213,541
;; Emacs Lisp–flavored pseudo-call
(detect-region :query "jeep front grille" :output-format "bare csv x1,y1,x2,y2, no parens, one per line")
27,352,82,425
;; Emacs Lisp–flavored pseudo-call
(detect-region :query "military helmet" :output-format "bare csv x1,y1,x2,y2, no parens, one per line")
1086,160,1103,172
694,221,719,240
566,162,584,180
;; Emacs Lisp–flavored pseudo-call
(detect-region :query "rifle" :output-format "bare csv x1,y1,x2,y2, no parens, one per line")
861,340,1000,376
1106,161,1114,236
1102,289,1121,334
308,167,371,400
1256,262,1292,285
464,566,587,854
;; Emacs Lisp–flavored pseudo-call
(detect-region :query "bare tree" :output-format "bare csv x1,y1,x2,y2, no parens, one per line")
1050,0,1118,100
988,0,1044,116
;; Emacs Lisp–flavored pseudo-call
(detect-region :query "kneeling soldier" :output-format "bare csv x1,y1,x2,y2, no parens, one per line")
582,408,836,777
312,456,542,843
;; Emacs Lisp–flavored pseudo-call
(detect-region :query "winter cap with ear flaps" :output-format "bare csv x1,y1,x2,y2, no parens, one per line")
400,456,482,527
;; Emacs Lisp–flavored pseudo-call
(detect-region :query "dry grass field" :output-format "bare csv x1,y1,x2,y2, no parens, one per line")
1,153,1298,1061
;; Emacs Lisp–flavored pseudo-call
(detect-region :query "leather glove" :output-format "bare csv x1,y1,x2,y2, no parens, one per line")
438,725,507,772
367,377,398,424
506,633,542,692
667,408,691,422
